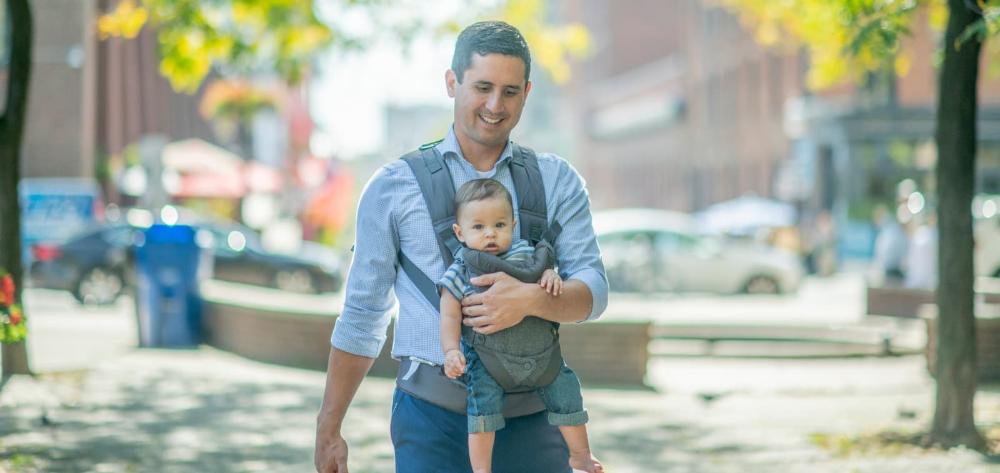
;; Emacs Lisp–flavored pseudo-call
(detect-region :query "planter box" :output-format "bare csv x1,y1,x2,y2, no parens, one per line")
922,303,1000,382
201,296,651,386
868,280,1000,318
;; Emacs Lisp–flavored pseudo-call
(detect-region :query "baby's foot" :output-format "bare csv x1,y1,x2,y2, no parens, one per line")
569,453,604,473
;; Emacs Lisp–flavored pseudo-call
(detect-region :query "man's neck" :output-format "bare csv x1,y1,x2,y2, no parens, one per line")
455,133,507,172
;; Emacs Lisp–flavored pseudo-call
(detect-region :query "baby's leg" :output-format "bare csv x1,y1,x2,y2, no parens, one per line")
538,362,603,472
464,347,506,473
469,432,496,473
560,425,604,473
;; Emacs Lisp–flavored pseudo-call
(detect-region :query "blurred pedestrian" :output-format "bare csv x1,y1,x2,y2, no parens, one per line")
905,212,938,290
870,204,908,286
805,210,837,276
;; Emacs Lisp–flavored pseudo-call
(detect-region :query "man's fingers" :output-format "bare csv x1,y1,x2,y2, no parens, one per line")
469,272,500,287
461,293,484,307
463,313,491,326
462,304,488,317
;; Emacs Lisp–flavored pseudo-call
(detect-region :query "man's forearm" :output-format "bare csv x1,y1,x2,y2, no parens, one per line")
316,347,376,434
529,279,592,324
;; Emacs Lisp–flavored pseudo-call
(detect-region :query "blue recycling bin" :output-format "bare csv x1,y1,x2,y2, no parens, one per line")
134,224,205,347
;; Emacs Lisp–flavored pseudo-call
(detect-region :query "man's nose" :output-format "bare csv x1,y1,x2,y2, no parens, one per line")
485,91,503,113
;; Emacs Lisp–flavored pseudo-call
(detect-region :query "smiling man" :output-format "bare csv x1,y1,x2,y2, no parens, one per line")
314,21,608,473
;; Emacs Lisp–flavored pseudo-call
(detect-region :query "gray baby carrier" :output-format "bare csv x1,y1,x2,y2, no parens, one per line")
395,141,564,413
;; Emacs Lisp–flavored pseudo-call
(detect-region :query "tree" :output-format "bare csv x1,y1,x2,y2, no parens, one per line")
0,0,33,379
99,0,590,92
719,0,986,449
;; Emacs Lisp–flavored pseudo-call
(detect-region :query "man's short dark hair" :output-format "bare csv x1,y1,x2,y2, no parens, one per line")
452,21,531,84
455,178,514,220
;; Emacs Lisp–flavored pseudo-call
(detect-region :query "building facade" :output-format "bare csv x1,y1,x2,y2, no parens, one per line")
563,0,807,212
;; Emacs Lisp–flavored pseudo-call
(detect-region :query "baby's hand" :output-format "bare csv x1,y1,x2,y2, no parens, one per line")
444,349,466,379
539,269,563,296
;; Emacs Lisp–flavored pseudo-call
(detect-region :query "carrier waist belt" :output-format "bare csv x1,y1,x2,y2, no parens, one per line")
395,357,546,417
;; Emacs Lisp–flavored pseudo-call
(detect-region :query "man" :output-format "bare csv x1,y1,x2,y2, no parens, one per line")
314,21,608,473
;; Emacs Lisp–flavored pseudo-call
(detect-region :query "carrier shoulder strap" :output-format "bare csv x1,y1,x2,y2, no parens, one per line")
398,142,563,311
510,144,560,245
399,147,460,310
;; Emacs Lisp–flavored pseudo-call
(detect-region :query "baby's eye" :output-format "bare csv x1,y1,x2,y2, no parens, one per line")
472,224,484,230
496,222,506,228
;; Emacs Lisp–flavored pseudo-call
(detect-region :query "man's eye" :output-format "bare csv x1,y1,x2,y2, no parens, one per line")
505,89,518,97
477,85,490,92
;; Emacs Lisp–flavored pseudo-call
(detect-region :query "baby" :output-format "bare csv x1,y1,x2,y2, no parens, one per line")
438,178,603,473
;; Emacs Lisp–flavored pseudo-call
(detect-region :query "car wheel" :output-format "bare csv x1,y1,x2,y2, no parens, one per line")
274,269,317,294
743,275,780,295
74,266,124,305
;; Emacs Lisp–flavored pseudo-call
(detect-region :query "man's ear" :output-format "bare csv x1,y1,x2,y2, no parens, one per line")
523,80,532,101
446,70,458,98
452,223,464,242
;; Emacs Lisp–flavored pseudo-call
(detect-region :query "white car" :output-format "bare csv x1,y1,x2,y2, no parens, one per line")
593,208,804,294
975,195,1000,278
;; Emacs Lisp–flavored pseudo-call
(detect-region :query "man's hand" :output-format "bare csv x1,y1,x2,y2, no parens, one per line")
443,349,466,378
461,271,539,334
314,428,349,473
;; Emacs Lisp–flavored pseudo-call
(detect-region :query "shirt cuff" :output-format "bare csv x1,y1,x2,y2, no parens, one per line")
330,315,387,358
567,268,609,322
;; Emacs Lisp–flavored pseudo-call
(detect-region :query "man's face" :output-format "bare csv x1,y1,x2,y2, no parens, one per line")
447,53,531,151
453,197,515,255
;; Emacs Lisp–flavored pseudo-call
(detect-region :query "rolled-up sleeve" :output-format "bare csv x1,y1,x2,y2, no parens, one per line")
331,167,399,357
550,160,609,321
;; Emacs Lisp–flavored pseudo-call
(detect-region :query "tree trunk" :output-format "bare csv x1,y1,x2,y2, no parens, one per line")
930,0,984,450
0,0,33,378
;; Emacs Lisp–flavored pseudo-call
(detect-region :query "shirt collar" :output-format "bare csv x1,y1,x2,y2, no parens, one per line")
438,125,514,169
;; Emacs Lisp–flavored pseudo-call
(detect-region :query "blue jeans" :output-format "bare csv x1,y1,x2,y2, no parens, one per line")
464,344,589,433
390,389,571,473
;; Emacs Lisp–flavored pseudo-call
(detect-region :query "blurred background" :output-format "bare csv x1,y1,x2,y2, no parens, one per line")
2,0,1000,471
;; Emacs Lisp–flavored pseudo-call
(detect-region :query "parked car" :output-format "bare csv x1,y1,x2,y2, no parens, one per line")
197,222,344,295
594,208,804,294
30,219,344,305
29,223,134,305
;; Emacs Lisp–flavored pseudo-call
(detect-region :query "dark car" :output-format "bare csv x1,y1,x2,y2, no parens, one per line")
197,222,344,295
30,221,344,305
29,224,134,305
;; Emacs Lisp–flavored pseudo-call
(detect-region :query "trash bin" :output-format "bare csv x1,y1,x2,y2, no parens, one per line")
134,224,207,347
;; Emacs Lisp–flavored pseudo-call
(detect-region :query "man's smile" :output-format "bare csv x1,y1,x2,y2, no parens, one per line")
479,113,503,126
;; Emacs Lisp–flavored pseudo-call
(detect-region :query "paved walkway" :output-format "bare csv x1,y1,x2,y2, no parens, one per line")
1,288,998,472
3,351,999,471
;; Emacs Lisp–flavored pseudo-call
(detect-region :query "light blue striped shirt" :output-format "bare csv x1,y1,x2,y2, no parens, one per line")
331,127,608,364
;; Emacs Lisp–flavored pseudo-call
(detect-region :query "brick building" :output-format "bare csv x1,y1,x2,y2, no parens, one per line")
562,0,807,212
16,0,213,180
561,0,1000,222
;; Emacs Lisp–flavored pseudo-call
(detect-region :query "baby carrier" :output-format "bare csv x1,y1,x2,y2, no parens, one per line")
395,141,564,413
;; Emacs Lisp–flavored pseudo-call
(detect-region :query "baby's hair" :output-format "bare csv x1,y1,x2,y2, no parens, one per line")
454,178,514,220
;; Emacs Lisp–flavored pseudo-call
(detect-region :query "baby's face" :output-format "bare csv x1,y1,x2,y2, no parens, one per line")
453,197,515,255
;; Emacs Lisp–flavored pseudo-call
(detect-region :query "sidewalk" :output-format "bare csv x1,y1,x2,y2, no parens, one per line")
2,347,998,472
2,288,998,472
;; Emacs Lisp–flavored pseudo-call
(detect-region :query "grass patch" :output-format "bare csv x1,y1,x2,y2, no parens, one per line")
809,425,1000,457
